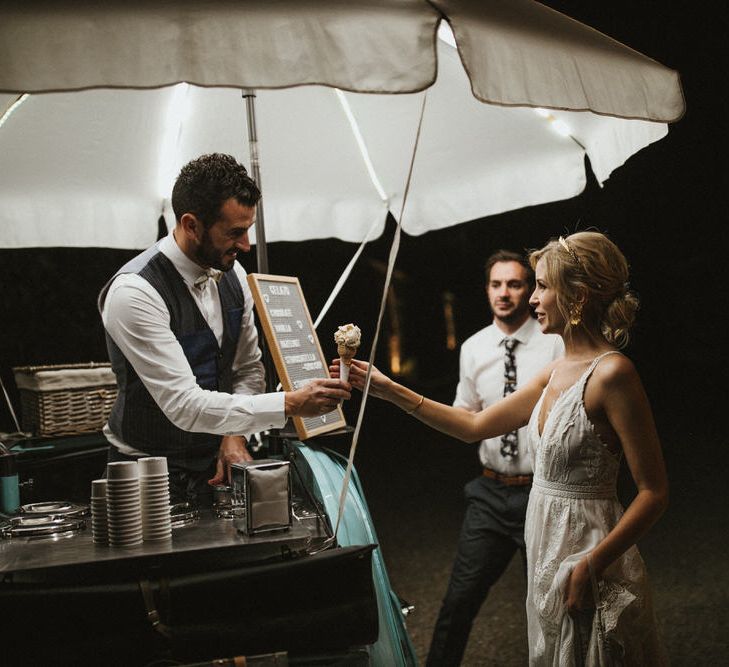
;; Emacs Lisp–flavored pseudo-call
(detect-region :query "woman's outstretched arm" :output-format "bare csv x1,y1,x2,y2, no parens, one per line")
331,358,552,443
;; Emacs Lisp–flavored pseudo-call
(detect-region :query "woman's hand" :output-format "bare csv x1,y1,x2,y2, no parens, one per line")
564,557,594,613
330,358,392,400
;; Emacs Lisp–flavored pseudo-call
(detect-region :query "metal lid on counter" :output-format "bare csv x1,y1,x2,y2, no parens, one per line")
21,501,89,518
1,514,86,539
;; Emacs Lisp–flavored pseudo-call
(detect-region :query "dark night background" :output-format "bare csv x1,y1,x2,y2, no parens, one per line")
1,1,727,665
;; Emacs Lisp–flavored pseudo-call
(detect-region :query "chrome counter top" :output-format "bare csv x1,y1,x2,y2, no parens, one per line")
0,509,328,576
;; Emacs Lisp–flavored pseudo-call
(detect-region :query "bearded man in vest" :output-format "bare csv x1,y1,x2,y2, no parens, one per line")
99,153,350,504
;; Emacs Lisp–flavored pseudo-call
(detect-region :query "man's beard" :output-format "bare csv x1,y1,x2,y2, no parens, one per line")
194,231,236,271
493,300,531,326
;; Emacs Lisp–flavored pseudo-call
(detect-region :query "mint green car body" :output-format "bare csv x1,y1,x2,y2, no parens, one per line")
294,441,418,666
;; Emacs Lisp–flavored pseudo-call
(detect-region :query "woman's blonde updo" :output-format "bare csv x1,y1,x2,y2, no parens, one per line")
529,231,639,348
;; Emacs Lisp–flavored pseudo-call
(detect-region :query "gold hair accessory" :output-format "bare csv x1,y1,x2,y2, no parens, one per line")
569,302,583,326
558,236,581,265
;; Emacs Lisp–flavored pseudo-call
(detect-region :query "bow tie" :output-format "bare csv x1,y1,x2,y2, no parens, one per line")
193,269,223,289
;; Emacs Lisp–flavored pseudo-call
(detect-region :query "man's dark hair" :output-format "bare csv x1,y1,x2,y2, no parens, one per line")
484,249,534,288
171,153,261,228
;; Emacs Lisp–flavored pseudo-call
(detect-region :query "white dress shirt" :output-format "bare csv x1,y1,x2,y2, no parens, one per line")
453,316,564,475
101,234,286,455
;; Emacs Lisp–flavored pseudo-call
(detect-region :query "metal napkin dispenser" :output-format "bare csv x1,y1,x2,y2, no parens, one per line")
230,459,292,535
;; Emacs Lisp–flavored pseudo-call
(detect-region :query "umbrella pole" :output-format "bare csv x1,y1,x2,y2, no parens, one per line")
242,89,269,274
242,91,281,454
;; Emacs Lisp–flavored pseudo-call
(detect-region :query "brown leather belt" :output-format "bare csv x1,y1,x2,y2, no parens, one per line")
482,467,533,486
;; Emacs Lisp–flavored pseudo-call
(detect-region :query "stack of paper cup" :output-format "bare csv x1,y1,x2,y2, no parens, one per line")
90,478,108,544
139,457,172,541
106,461,143,547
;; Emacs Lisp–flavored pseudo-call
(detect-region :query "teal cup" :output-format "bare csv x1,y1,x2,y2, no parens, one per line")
0,452,20,514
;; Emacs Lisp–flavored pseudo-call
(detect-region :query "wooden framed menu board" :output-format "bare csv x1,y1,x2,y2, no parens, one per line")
247,273,347,440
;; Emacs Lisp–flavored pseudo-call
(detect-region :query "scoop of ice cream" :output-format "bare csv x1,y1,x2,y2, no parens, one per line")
334,323,361,350
335,324,361,381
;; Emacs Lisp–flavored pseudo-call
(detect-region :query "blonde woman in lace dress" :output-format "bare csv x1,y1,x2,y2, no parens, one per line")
333,232,668,665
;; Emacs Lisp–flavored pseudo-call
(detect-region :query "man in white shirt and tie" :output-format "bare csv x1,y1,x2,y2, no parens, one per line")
99,153,350,504
426,250,563,666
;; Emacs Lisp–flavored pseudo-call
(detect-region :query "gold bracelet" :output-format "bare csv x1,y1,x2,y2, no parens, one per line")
406,394,425,415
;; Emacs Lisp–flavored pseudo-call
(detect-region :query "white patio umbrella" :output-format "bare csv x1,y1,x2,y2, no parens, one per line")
0,0,685,551
0,0,684,251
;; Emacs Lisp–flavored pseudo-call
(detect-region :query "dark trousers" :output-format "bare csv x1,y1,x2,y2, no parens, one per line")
106,446,217,507
426,475,530,667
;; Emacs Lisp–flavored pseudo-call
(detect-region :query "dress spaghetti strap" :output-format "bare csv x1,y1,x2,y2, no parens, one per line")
577,350,622,396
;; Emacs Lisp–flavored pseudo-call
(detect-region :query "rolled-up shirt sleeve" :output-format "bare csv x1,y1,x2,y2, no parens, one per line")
102,273,286,437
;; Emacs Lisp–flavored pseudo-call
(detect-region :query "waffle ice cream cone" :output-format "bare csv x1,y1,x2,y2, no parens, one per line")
334,324,361,383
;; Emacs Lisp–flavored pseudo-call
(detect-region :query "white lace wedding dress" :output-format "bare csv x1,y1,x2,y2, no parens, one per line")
525,352,666,665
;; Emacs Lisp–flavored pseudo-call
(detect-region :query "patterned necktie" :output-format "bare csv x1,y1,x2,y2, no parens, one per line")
500,337,519,459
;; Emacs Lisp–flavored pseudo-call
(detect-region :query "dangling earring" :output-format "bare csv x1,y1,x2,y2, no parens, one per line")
569,302,583,326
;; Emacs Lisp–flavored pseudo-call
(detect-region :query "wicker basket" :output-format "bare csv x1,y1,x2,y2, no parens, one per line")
12,362,118,437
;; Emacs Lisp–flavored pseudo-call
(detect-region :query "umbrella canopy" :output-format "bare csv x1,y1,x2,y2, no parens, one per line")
0,0,683,120
0,0,684,249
